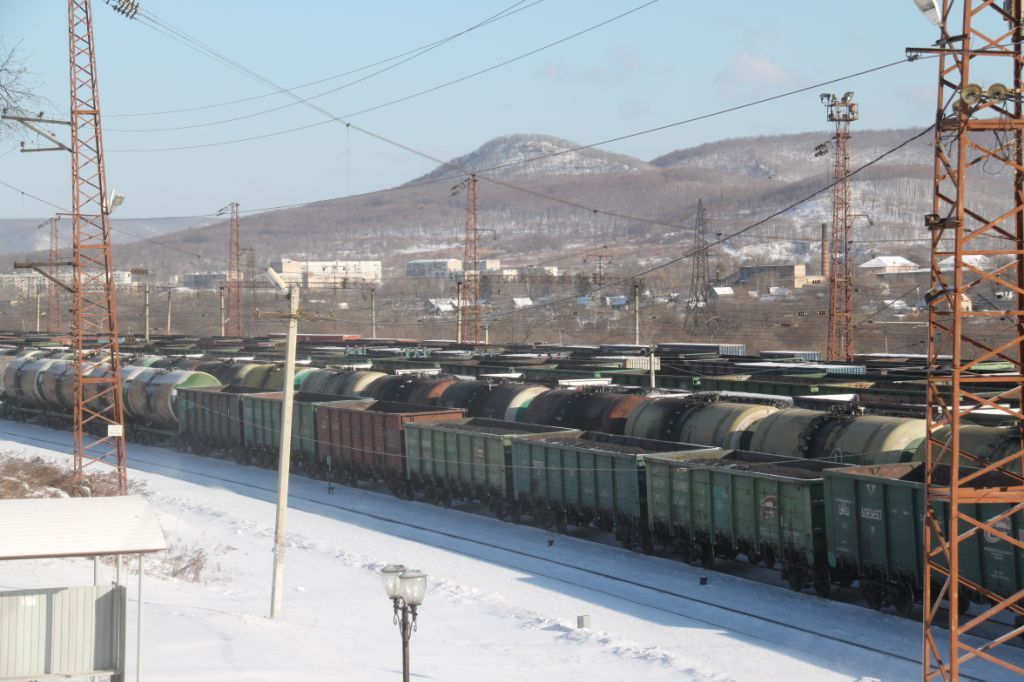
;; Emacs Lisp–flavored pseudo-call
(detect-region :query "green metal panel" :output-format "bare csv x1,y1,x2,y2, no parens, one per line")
648,451,843,566
823,462,1024,595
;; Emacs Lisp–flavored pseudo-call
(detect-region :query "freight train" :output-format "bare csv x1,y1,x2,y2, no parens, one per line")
0,349,1021,621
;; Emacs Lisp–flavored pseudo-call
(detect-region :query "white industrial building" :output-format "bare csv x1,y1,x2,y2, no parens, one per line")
406,259,463,278
271,258,382,285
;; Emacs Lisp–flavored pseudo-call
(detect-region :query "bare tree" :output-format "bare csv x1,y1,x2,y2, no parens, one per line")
0,41,44,141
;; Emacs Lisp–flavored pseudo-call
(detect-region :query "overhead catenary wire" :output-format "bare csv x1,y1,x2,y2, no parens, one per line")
108,1,660,144
105,0,543,119
106,0,550,134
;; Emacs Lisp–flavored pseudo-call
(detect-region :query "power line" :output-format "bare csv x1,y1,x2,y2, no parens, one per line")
106,0,545,133
108,0,661,148
105,0,541,119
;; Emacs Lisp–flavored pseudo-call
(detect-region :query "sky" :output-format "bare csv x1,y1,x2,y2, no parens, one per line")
0,1,943,221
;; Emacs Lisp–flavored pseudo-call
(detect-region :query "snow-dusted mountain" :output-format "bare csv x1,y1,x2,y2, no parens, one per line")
411,133,652,183
8,128,981,277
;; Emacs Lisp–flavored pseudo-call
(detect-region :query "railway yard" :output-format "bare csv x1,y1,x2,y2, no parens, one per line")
5,1,1024,680
0,334,1023,660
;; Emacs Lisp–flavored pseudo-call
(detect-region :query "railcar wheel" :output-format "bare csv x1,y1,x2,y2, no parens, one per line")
699,541,714,569
786,566,805,592
893,582,915,619
813,566,831,598
861,582,883,610
747,552,762,566
762,548,776,568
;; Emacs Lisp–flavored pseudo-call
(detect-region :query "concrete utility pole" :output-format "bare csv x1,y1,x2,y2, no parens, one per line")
143,284,150,343
649,344,656,388
633,280,641,345
258,273,301,620
270,283,299,619
166,289,172,335
219,287,226,337
456,280,464,343
370,288,377,338
34,285,42,333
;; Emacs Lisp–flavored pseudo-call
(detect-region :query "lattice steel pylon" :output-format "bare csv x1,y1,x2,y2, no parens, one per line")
46,216,62,334
822,92,858,362
461,174,481,344
916,2,1024,679
68,0,128,494
685,198,716,329
225,201,243,337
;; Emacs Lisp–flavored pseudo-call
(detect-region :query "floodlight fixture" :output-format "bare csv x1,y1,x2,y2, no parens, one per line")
911,0,942,25
265,267,288,293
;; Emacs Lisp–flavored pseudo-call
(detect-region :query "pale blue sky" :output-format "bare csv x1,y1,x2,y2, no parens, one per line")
0,1,941,220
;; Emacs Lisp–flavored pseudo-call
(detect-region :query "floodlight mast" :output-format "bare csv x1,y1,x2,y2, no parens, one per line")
912,1,1024,680
822,91,859,362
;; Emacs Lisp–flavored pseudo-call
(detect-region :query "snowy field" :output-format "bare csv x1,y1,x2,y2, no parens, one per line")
1,420,1022,681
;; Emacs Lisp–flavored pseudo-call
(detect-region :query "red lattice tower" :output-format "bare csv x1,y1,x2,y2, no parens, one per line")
916,2,1024,679
226,201,243,337
47,216,62,334
68,0,127,493
823,93,858,362
462,175,481,344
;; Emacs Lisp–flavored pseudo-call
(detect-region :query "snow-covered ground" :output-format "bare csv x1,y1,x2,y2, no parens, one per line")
1,420,1021,681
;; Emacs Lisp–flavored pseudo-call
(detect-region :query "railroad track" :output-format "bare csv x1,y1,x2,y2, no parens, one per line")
4,422,994,677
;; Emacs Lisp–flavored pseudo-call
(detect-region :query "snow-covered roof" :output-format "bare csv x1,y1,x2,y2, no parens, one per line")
711,286,734,296
0,495,166,560
859,255,918,269
938,254,991,271
512,297,533,309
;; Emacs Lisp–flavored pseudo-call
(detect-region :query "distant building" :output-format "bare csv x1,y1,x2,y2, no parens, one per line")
938,254,992,272
181,272,227,289
406,259,462,278
858,255,919,274
500,265,560,281
734,263,822,289
271,258,382,285
477,259,501,273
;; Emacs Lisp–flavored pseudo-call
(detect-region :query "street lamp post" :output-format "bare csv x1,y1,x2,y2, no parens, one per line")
381,564,428,682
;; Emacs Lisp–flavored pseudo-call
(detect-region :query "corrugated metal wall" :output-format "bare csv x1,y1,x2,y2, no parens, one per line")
0,584,125,679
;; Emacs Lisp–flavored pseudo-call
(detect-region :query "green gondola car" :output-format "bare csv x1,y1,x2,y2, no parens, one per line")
646,450,846,595
823,462,1024,617
510,432,723,550
403,418,579,514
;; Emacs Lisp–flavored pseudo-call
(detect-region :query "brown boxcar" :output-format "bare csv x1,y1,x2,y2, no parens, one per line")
316,400,464,492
